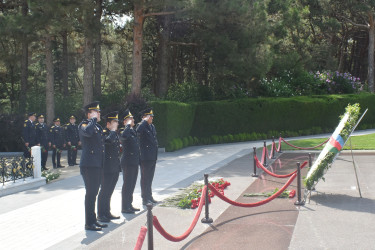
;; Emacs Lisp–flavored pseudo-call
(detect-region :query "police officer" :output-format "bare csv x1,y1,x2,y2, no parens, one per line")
65,115,80,166
97,111,121,222
120,109,141,213
50,118,66,168
137,108,158,205
79,101,107,231
22,112,37,158
36,114,50,170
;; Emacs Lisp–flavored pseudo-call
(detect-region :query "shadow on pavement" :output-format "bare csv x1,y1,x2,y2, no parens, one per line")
310,193,375,214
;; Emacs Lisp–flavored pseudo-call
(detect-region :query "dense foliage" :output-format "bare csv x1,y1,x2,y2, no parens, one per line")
0,0,373,114
1,1,375,151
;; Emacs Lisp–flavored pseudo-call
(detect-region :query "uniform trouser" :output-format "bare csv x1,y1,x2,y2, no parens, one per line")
121,163,139,209
97,171,120,217
41,146,48,168
140,160,156,201
68,144,78,165
52,147,62,167
23,144,34,158
81,167,102,225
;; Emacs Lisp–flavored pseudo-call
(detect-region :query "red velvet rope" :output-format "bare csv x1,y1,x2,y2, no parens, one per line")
208,173,296,207
134,226,147,250
280,137,329,150
277,137,281,152
254,155,307,178
153,186,207,242
265,145,274,160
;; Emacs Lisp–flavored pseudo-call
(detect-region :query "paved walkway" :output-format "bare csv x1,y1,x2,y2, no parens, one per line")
0,130,374,250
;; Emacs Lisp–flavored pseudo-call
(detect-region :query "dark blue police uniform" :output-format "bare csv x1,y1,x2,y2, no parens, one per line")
65,116,80,166
79,101,106,231
35,114,49,170
137,108,158,205
120,110,140,213
22,112,37,158
97,111,121,221
49,118,65,168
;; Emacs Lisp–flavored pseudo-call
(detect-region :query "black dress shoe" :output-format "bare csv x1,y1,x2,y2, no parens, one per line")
142,199,152,205
107,214,120,220
57,165,65,168
97,215,110,223
121,208,135,214
42,167,49,171
131,205,140,211
149,197,158,203
85,224,102,231
95,221,108,228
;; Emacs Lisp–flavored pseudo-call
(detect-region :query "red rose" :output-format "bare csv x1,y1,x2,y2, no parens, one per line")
289,190,296,198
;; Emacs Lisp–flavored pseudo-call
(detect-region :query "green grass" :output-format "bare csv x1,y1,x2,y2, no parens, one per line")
275,133,375,151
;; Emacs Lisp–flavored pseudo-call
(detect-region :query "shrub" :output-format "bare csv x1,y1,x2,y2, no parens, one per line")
311,71,363,94
166,82,213,102
182,137,189,147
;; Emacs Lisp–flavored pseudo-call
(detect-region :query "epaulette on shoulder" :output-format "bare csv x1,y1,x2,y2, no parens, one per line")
103,129,107,133
51,125,55,128
80,120,88,127
35,123,39,126
24,120,28,123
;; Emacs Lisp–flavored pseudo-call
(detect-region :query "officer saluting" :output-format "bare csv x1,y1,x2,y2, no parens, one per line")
79,101,107,231
120,109,140,213
35,114,50,170
137,108,158,205
22,112,37,158
97,111,121,222
65,115,80,166
49,118,66,168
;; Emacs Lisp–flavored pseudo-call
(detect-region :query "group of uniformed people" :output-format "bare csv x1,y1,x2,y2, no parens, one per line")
22,113,80,170
79,101,159,231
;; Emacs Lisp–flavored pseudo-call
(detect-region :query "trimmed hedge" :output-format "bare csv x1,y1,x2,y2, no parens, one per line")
151,93,375,150
191,94,375,137
151,101,195,147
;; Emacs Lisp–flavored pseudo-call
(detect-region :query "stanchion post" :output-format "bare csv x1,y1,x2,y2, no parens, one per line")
279,133,283,153
201,174,213,223
263,141,267,167
271,137,276,159
146,203,154,250
309,153,312,168
294,162,305,206
252,147,258,177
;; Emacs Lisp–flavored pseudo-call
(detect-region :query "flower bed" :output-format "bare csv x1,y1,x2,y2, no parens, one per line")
162,178,231,209
243,188,296,198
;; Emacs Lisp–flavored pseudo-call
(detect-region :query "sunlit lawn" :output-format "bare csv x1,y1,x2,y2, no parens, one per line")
277,133,375,151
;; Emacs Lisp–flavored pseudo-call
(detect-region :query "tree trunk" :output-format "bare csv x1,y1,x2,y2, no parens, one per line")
62,30,69,96
131,1,145,97
45,35,55,125
338,41,346,72
94,0,102,98
368,13,375,93
156,15,171,97
20,0,28,112
83,37,94,106
170,45,177,85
